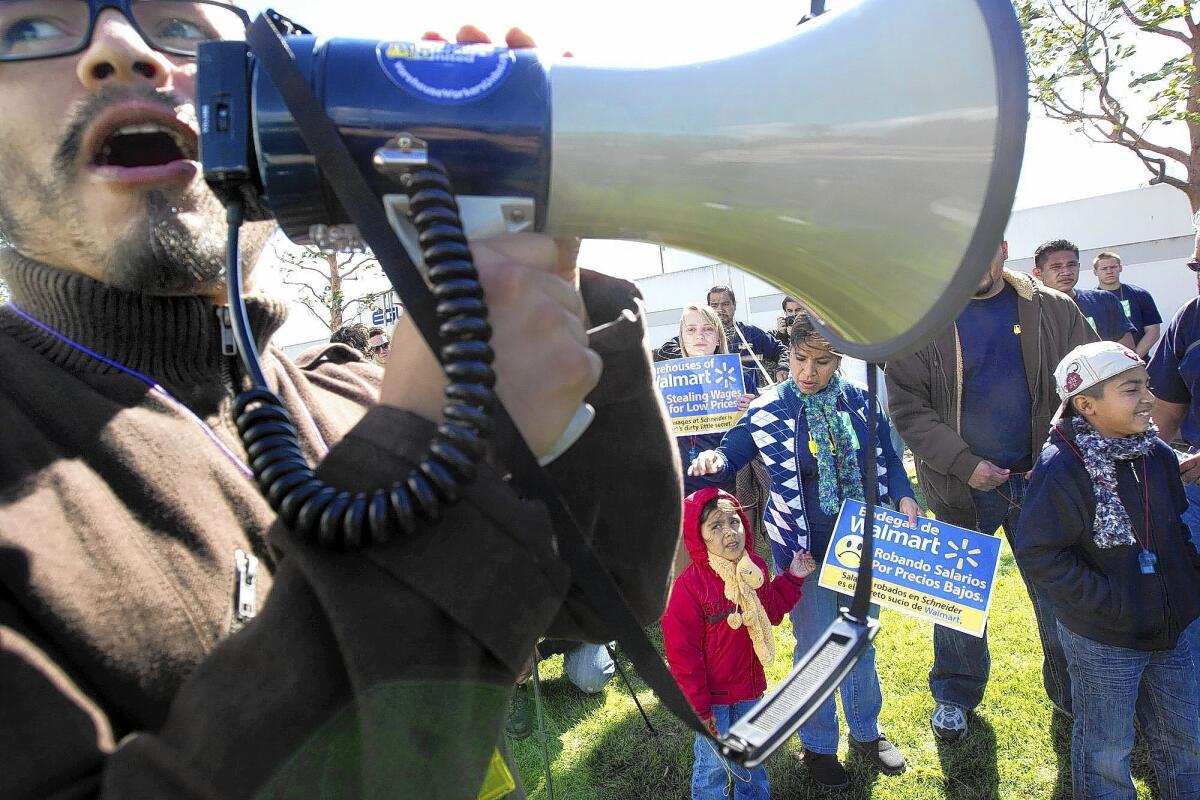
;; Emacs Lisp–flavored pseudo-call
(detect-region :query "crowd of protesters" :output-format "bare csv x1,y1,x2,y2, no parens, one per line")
630,236,1200,799
313,245,1200,800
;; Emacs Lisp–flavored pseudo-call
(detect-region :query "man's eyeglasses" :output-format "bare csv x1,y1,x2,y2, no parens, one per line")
0,0,249,61
1188,260,1200,273
371,342,390,354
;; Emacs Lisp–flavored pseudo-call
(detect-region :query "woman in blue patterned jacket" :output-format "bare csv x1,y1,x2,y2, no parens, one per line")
689,313,917,790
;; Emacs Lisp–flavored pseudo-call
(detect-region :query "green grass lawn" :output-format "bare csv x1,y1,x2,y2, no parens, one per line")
509,541,1158,799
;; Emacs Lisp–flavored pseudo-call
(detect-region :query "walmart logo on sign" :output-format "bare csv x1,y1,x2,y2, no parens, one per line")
713,362,739,387
944,539,981,571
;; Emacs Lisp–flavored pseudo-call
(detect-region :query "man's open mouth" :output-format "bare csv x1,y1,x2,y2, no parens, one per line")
92,123,197,168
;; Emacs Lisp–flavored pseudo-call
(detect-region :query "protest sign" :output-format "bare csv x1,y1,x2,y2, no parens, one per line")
818,499,1002,637
655,353,747,436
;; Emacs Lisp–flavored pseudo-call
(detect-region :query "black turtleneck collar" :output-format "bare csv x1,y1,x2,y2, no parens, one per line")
0,248,289,388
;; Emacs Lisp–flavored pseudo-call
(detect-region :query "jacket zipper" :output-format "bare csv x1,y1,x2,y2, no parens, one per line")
215,306,238,358
1145,468,1176,641
230,548,259,633
1132,461,1176,642
215,306,239,398
951,323,963,434
214,307,243,441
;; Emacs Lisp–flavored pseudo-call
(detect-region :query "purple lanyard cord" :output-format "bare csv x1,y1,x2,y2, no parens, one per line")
9,301,262,478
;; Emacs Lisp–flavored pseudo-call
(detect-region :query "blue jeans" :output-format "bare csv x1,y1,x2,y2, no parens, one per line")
692,700,770,800
930,475,1072,714
789,582,883,753
1058,623,1200,799
1180,482,1200,673
562,643,615,694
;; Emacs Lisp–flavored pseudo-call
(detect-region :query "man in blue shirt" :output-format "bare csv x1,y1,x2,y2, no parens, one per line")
1093,251,1162,358
1032,239,1136,346
1145,248,1200,675
887,241,1095,743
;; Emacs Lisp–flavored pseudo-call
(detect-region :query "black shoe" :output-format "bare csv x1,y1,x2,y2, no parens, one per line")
931,703,968,742
850,735,907,775
505,685,532,740
800,749,850,789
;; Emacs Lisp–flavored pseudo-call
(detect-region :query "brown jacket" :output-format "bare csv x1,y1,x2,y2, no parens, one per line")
884,269,1095,523
0,252,680,799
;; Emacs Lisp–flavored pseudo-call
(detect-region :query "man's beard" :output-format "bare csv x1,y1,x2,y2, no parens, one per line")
0,86,236,295
974,267,1002,297
105,187,228,294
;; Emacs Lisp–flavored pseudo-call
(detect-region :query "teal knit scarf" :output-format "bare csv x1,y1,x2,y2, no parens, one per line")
788,375,865,515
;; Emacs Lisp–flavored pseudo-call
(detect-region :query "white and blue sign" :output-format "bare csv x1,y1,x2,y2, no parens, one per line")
377,41,514,105
655,354,746,436
371,305,402,327
818,499,1003,637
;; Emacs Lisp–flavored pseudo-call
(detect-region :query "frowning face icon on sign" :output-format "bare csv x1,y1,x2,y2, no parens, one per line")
834,534,864,568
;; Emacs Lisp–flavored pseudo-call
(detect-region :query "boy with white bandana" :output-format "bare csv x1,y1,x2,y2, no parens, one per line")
1015,341,1200,799
662,488,815,800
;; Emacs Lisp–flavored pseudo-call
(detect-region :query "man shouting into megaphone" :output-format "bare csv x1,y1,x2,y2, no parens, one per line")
0,8,680,799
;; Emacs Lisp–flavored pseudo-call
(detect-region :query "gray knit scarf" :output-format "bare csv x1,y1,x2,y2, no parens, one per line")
1067,416,1157,549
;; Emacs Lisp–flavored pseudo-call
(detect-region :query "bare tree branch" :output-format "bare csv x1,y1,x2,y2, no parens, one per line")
1116,1,1192,43
1022,0,1200,209
282,280,334,323
1042,81,1190,165
291,264,334,281
339,257,380,282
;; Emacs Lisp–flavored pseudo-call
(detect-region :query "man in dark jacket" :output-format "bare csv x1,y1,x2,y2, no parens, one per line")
0,10,679,800
656,285,789,385
772,295,805,350
885,241,1095,742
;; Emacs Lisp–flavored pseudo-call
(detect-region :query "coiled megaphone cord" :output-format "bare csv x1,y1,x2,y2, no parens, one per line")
222,161,493,550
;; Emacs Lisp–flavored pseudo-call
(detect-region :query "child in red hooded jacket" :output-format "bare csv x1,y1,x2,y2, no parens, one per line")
663,487,816,799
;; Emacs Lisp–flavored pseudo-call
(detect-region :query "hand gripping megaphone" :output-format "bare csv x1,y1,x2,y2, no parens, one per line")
198,0,1025,769
201,0,1025,361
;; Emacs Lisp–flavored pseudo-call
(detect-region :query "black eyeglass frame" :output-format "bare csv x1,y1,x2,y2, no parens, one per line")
0,0,250,62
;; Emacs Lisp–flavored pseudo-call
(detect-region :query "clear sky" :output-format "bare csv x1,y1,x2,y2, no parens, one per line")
242,0,1189,280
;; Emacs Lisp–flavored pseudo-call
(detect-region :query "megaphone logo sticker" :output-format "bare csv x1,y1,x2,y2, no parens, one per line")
834,534,864,568
378,41,514,105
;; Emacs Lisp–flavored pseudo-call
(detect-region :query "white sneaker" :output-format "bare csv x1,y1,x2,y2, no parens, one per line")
931,703,968,742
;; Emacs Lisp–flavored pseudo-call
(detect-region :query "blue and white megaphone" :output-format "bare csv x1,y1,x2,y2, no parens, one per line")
200,0,1026,361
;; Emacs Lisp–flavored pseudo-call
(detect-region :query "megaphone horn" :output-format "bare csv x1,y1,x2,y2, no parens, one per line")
545,0,1026,359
